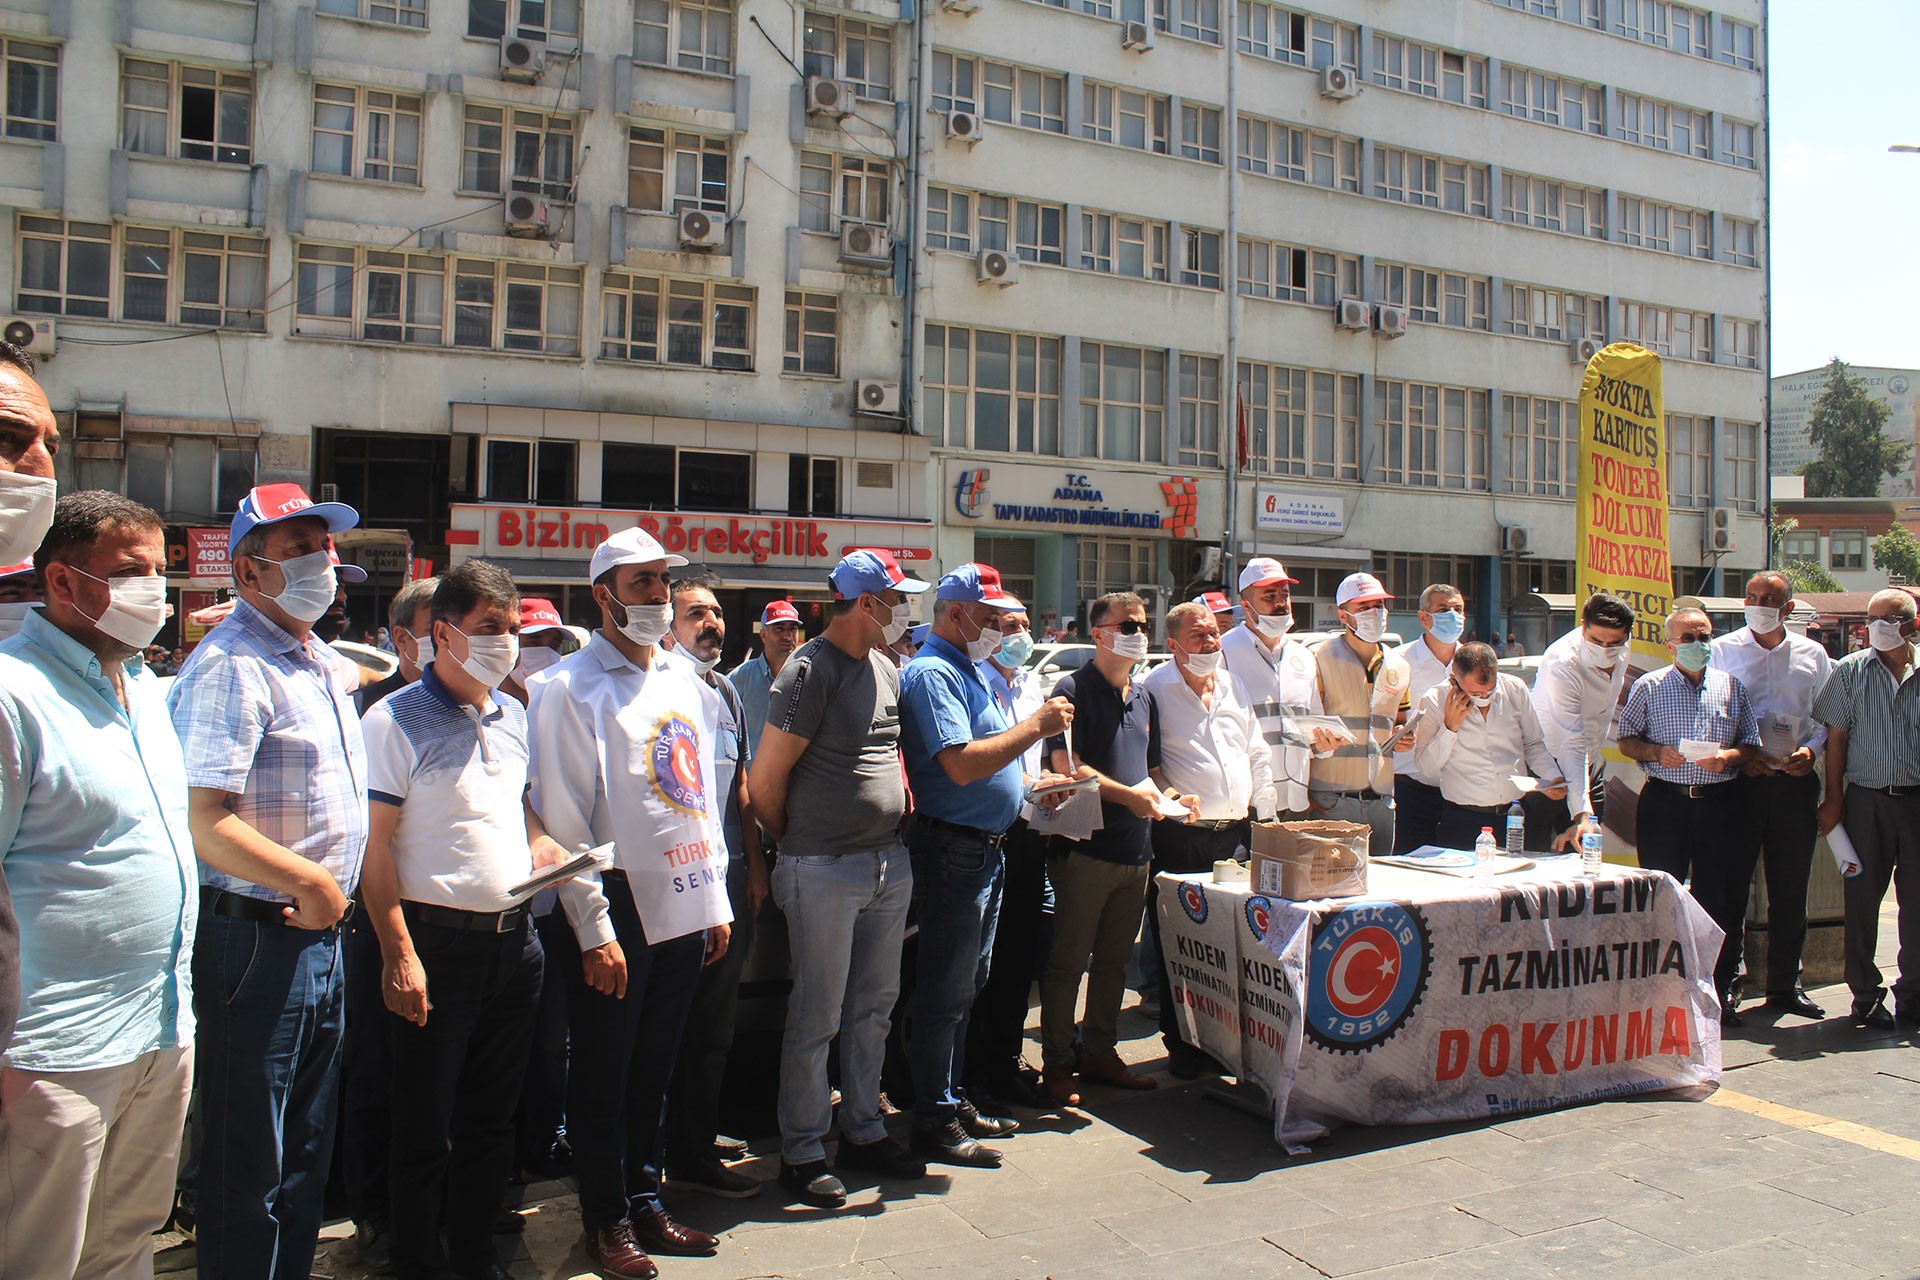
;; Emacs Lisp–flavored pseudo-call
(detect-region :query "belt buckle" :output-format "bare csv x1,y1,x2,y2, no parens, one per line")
493,909,517,934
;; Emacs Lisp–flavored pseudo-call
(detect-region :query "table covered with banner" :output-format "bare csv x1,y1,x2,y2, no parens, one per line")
1154,859,1726,1148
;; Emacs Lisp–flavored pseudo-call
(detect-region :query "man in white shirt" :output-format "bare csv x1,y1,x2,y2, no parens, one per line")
1711,570,1834,1019
1529,592,1636,850
360,560,561,1280
1218,557,1329,823
527,528,733,1279
1413,641,1566,849
1394,583,1466,853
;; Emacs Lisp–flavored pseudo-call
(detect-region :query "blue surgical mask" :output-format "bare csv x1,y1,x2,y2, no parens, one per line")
1427,610,1465,644
1675,640,1711,672
998,629,1034,666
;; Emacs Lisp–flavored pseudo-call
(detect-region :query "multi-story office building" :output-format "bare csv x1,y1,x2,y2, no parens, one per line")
0,0,1767,647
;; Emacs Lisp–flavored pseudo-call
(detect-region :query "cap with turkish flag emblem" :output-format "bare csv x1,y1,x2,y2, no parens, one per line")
1195,590,1234,616
830,549,930,600
760,599,801,626
520,597,564,633
936,562,1019,609
229,483,359,556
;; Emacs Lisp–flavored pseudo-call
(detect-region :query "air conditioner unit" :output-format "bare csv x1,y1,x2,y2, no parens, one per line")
838,223,893,268
1334,297,1372,331
499,36,547,82
976,248,1020,286
1121,19,1154,50
1500,524,1531,555
855,379,902,416
1,316,54,357
677,207,727,249
1376,304,1409,338
504,193,549,237
1320,65,1359,99
939,0,980,14
318,484,340,503
805,76,855,118
945,110,983,143
1568,336,1602,366
1707,507,1737,554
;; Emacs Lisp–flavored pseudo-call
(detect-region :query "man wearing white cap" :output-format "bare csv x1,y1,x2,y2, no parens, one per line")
730,599,802,756
168,482,368,1279
526,527,733,1277
1308,572,1411,855
1220,557,1331,823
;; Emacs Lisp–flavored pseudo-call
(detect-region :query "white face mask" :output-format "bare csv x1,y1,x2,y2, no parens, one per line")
1346,609,1387,644
72,567,171,651
613,598,673,647
962,613,1002,663
448,625,518,689
1253,610,1293,640
1744,605,1782,635
1467,690,1493,710
875,597,911,646
415,632,435,669
0,600,33,642
252,549,338,624
1869,618,1911,653
1110,630,1149,661
513,644,564,683
1182,648,1222,676
0,470,56,565
1580,636,1623,669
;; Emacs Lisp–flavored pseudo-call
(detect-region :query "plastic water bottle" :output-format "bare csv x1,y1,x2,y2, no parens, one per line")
1504,802,1526,860
1580,823,1604,876
1474,826,1497,874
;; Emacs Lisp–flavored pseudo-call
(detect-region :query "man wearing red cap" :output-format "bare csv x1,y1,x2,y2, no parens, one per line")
500,596,571,707
1308,572,1411,855
730,598,802,757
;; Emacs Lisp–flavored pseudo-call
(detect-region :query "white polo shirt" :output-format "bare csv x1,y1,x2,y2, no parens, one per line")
363,667,533,913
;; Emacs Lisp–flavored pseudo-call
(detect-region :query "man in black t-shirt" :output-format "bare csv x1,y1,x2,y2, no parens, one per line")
1039,592,1166,1106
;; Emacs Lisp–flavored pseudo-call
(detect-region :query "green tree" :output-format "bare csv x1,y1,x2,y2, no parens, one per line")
1873,523,1920,584
1782,559,1842,594
1798,358,1913,497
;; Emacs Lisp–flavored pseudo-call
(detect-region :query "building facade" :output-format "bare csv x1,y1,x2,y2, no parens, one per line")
1772,365,1920,501
0,0,1768,646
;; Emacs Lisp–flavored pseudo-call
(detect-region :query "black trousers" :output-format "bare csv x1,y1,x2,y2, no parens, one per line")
341,895,393,1227
1731,771,1821,994
1433,801,1511,854
1634,778,1746,992
552,875,706,1231
666,853,756,1167
964,820,1051,1085
1392,776,1446,854
1147,820,1250,1053
388,911,544,1278
514,907,573,1168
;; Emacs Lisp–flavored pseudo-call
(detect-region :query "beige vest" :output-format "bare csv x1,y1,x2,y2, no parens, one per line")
1311,636,1411,794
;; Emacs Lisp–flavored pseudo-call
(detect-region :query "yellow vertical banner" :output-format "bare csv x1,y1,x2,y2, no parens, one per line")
1576,342,1670,667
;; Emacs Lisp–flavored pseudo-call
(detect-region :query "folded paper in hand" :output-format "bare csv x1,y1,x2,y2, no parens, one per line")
1678,738,1720,762
509,843,614,900
1025,786,1103,840
1827,825,1863,878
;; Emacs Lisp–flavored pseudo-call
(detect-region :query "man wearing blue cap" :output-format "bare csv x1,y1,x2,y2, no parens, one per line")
167,482,368,1280
899,563,1073,1167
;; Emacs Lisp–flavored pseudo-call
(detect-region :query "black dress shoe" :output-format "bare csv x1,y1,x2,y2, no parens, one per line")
1765,989,1826,1019
1853,1000,1898,1030
837,1134,928,1180
1165,1043,1221,1081
955,1098,1020,1138
631,1211,718,1258
778,1160,847,1209
911,1117,1004,1168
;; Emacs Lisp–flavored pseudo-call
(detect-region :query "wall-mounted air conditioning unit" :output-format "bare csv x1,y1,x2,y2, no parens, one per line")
1,316,54,357
1501,524,1531,555
945,110,983,143
500,36,547,82
1376,305,1409,338
504,194,549,237
1707,507,1737,554
806,77,855,118
1321,65,1359,99
976,248,1020,286
856,379,902,416
839,223,893,268
1569,336,1602,366
678,208,727,249
940,0,980,14
1121,20,1154,50
1334,297,1372,331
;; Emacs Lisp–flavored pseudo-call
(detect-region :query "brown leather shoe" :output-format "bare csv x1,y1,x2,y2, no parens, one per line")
1043,1062,1081,1106
631,1210,719,1258
1080,1052,1159,1091
589,1221,659,1279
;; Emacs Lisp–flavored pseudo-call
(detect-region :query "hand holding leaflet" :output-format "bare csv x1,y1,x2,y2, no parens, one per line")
509,842,614,900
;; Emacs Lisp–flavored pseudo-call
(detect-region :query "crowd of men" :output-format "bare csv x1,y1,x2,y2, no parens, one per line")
3,338,1920,1280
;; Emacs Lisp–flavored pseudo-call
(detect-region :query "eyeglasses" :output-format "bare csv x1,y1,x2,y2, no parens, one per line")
1674,631,1711,644
1100,619,1149,636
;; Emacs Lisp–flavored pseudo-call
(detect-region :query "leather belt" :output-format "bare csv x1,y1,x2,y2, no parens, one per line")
1645,777,1735,801
1189,817,1246,831
404,900,529,934
1858,783,1920,799
200,886,353,929
1319,788,1389,802
911,813,1007,848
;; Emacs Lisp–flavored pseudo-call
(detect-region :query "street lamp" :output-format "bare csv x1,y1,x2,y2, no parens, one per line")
1892,144,1920,153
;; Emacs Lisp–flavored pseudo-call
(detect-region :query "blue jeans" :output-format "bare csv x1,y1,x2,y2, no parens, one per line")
905,818,1005,1125
192,914,345,1280
772,843,911,1165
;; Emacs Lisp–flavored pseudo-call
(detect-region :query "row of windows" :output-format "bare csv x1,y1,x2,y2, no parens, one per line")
1488,0,1760,70
925,186,1222,288
1782,529,1871,573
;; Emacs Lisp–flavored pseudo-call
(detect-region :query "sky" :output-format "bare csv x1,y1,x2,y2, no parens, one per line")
1768,2,1920,377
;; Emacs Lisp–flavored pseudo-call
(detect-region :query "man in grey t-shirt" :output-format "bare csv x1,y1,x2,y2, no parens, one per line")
750,550,930,1209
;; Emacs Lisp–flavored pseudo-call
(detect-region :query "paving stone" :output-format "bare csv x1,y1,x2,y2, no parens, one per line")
1765,1151,1920,1214
877,1221,1142,1279
1617,1180,1849,1254
1288,1155,1508,1216
1055,1234,1323,1280
1631,1235,1878,1280
1443,1125,1666,1182
1784,1201,1920,1273
1613,1133,1831,1197
1453,1169,1680,1236
954,1171,1186,1239
1440,1217,1690,1278
1268,1204,1513,1276
1098,1181,1336,1254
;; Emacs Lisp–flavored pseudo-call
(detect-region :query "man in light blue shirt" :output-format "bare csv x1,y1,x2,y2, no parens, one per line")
0,490,197,1279
728,598,802,756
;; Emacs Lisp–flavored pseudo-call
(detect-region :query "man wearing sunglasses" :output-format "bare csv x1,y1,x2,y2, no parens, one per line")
1530,593,1636,852
1616,606,1761,1027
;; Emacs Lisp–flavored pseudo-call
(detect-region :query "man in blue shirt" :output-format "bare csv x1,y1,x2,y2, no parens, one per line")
899,563,1071,1167
0,490,196,1277
1615,605,1760,1027
728,598,802,756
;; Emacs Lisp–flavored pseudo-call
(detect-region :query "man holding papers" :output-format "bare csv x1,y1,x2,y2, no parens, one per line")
1411,642,1565,851
360,560,558,1280
1616,606,1761,1027
1710,571,1833,1020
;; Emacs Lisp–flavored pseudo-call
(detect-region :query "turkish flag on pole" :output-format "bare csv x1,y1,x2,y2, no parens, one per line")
1235,388,1250,471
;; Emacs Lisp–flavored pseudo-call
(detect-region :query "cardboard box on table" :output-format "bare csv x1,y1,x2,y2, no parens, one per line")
1250,821,1370,900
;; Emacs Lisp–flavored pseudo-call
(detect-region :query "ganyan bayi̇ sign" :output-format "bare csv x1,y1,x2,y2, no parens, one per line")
1577,342,1671,661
